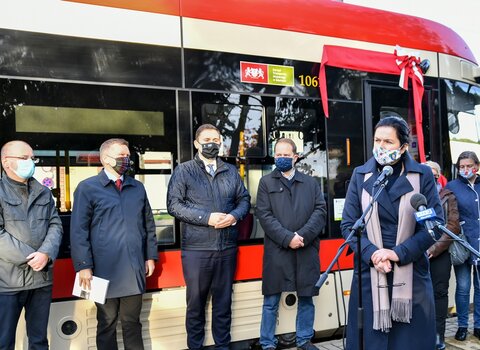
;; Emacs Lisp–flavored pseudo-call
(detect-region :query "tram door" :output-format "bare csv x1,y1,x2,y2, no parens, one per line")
363,82,427,162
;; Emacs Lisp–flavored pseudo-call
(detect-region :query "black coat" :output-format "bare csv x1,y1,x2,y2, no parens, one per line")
167,155,251,250
256,169,327,296
70,170,158,298
340,154,441,350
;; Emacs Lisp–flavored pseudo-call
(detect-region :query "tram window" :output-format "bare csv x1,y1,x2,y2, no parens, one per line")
201,103,266,158
327,102,364,239
135,173,174,245
266,98,327,234
444,80,480,163
0,79,178,251
138,151,172,170
15,105,165,135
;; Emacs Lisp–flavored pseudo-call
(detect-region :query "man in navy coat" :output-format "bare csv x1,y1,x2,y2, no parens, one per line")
71,138,158,350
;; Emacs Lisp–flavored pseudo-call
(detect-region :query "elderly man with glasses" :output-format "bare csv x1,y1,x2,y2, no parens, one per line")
0,140,63,350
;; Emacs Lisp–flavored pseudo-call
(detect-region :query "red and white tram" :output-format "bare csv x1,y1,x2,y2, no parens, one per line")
0,0,479,348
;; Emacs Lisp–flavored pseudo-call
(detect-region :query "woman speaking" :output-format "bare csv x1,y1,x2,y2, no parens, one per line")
341,116,442,350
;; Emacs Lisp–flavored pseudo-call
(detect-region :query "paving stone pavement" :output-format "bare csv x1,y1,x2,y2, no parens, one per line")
283,313,480,350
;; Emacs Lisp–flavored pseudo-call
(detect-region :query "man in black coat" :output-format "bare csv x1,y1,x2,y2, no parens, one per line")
167,124,250,350
71,138,158,350
256,138,326,350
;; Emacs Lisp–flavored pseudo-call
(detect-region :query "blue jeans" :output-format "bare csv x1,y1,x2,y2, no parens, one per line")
454,262,480,328
0,285,52,350
259,293,314,349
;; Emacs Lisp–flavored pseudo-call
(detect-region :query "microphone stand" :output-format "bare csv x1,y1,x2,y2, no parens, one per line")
435,223,480,259
316,180,388,350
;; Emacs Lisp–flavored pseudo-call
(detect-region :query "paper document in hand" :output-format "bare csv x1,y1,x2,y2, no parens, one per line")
72,273,109,304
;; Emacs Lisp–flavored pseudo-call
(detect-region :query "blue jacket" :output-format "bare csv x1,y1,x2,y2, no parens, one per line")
167,155,250,251
446,175,480,263
340,153,442,350
70,170,157,298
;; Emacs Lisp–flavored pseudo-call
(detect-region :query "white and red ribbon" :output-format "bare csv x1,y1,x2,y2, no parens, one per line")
394,45,424,90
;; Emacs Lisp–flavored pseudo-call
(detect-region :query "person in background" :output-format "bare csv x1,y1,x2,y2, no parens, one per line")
341,116,442,350
424,161,460,350
71,138,158,350
256,138,327,350
167,124,250,350
445,151,480,341
0,140,63,350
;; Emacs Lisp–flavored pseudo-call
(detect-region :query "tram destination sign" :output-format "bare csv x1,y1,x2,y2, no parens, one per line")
240,61,294,86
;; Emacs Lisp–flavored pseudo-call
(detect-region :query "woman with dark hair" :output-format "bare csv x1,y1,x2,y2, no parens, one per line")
341,116,442,349
445,151,480,341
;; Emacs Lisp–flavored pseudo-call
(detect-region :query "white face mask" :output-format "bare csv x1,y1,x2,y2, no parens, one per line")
372,146,402,165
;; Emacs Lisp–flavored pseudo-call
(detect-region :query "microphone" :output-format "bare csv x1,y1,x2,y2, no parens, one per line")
373,165,394,187
410,193,437,240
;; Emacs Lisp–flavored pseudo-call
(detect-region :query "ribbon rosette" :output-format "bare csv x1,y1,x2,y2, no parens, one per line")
394,45,424,90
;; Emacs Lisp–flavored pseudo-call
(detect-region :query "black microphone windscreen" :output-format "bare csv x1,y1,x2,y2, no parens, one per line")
410,193,427,211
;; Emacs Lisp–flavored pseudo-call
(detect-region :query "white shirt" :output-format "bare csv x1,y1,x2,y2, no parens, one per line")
104,168,124,182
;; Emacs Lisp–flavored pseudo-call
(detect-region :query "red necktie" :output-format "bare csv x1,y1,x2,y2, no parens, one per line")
115,179,122,191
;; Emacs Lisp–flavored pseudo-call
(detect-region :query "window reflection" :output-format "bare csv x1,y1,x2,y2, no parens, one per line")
445,80,480,162
201,102,266,158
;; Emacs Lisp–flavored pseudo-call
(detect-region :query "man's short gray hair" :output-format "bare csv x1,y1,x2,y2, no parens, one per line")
99,138,129,158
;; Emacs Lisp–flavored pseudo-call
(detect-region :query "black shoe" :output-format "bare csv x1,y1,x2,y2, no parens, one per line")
474,328,480,339
297,342,318,350
455,327,468,341
436,333,446,350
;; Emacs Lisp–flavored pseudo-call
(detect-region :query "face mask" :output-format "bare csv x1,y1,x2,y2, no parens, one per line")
112,157,131,175
13,159,35,180
373,146,403,166
200,142,220,159
436,182,442,193
275,157,294,172
459,168,477,180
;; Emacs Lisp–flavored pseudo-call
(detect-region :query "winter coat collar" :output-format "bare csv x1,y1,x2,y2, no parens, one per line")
271,168,305,182
457,173,480,185
193,153,229,174
357,153,423,219
98,169,136,188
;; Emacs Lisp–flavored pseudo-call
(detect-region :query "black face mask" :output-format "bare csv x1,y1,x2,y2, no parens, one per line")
200,142,220,159
113,156,132,175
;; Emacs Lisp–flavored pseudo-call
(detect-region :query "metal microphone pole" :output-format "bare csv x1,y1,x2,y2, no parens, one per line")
316,180,388,350
435,224,480,259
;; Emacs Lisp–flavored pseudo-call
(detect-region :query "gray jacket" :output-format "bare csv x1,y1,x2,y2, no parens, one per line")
0,173,63,292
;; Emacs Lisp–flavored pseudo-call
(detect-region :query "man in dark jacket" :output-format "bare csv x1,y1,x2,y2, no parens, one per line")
167,124,250,350
70,138,158,350
256,138,326,350
0,140,63,350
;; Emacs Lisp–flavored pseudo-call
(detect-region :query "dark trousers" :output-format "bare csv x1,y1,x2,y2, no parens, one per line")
181,248,237,350
430,250,451,341
0,285,52,350
95,294,144,350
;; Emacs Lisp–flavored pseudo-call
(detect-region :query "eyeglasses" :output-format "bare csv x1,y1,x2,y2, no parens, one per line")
5,156,40,164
